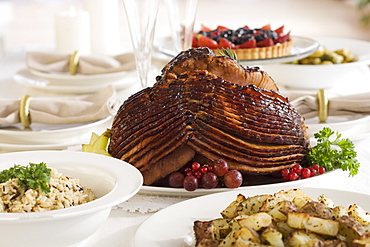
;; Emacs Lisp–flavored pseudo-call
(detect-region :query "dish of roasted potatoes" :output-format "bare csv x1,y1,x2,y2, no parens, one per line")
134,187,370,247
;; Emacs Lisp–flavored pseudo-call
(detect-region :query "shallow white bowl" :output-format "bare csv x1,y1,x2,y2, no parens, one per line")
262,37,370,90
0,150,143,247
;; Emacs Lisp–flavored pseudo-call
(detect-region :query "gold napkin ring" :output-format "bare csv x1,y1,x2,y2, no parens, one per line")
317,89,328,123
19,95,32,128
69,51,80,75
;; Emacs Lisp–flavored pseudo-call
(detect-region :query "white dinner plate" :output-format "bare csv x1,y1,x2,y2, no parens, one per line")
14,68,153,94
0,116,111,146
28,69,130,86
139,169,340,197
157,36,319,65
134,187,370,247
305,114,370,141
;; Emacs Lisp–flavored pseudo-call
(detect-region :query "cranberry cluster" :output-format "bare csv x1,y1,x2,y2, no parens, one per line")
281,164,325,181
169,159,243,191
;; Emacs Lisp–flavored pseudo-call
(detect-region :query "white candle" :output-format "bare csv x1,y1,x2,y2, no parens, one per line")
83,0,121,55
55,6,91,54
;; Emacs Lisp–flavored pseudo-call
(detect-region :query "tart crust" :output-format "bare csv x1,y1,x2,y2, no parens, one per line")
212,40,293,60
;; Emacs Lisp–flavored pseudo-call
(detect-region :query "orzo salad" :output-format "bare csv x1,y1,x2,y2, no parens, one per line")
0,162,96,213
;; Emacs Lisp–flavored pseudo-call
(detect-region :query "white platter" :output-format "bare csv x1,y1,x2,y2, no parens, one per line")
139,169,340,197
157,36,319,65
14,68,146,94
134,187,370,247
0,116,111,146
305,114,370,140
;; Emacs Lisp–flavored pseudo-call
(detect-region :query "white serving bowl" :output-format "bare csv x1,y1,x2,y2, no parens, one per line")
262,37,370,90
0,150,143,247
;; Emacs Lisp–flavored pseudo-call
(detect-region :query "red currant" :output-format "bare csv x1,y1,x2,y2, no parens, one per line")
184,167,192,173
191,162,201,171
309,167,317,177
288,172,299,181
200,166,208,174
194,171,202,179
185,170,193,176
292,164,302,175
301,168,311,179
318,167,326,174
313,164,320,170
280,168,290,177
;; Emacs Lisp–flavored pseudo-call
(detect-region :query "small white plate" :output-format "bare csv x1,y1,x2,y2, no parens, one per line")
134,187,370,247
139,169,340,197
0,116,111,146
28,69,130,86
157,36,319,65
14,68,149,94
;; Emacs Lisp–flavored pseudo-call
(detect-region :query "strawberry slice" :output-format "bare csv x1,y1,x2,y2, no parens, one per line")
218,38,236,49
274,31,291,44
261,24,271,30
197,34,218,49
216,25,229,31
237,39,256,49
200,24,211,32
192,34,199,47
274,25,285,36
257,37,274,47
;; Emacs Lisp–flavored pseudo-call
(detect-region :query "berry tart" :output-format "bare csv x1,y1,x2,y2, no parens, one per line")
192,24,292,60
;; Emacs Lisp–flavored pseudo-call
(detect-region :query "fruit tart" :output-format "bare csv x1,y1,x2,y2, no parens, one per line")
192,24,292,60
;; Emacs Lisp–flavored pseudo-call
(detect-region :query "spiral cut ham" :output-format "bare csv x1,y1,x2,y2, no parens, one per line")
109,48,309,185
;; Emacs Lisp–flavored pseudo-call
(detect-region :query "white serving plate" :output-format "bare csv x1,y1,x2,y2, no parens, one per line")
262,37,370,90
0,116,111,146
157,36,319,65
139,169,340,197
134,187,370,247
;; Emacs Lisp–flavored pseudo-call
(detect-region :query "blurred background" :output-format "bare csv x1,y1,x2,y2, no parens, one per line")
0,0,369,56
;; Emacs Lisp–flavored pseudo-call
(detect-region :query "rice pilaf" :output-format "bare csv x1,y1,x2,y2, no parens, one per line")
0,168,96,213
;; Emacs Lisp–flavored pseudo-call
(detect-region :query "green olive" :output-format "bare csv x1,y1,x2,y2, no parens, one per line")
288,46,357,65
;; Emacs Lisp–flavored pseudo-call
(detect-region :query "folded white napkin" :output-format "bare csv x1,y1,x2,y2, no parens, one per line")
26,51,136,75
286,91,370,118
0,86,120,126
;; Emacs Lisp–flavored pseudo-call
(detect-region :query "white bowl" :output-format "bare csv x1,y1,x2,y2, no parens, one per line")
262,37,370,90
0,150,143,247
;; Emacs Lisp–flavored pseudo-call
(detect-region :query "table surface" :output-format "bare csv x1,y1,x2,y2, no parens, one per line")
1,0,370,246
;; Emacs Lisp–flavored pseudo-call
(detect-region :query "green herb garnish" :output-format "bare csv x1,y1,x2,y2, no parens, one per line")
217,48,239,62
307,127,360,176
0,162,52,194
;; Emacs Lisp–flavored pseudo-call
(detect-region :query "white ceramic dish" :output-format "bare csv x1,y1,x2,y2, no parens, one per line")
157,36,319,65
305,114,370,140
0,150,143,247
262,37,370,90
134,187,370,247
0,116,111,145
14,69,142,94
139,169,340,197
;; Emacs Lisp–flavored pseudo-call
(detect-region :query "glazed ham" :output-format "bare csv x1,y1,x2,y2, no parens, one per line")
155,47,279,91
109,48,309,185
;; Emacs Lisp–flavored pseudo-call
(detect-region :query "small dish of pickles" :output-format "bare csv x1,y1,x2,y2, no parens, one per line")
262,37,370,90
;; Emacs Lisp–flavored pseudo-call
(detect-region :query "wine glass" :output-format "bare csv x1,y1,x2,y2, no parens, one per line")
166,0,198,53
121,0,159,88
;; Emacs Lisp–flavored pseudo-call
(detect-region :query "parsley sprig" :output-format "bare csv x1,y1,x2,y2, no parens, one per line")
307,127,360,176
0,162,52,194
